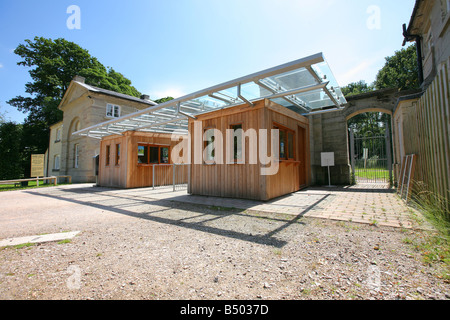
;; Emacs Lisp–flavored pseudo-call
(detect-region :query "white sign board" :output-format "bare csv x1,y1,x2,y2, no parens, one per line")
321,152,335,167
363,148,369,160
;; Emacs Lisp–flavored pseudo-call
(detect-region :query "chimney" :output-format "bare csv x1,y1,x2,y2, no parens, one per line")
140,94,150,100
73,75,85,83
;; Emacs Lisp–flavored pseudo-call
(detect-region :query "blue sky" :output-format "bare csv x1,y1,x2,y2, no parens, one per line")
0,0,416,123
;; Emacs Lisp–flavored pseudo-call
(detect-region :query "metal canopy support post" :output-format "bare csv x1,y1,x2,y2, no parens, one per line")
385,122,393,186
349,130,356,183
176,102,197,119
237,83,254,107
254,79,310,112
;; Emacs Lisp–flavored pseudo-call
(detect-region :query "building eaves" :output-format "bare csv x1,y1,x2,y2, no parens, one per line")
405,0,425,35
75,81,158,106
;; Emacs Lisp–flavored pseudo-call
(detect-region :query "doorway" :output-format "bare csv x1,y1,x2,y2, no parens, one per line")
348,112,393,185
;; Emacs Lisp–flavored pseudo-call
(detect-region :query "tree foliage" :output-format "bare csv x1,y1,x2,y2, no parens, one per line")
153,96,174,104
8,37,141,122
0,122,23,180
348,112,390,137
374,44,419,91
341,80,375,97
5,37,142,177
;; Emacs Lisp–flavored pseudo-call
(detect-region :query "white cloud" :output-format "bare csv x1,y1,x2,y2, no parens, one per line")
337,57,380,85
0,63,3,68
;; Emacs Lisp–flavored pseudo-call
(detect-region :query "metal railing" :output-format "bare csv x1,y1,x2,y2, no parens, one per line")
152,164,189,191
350,128,392,185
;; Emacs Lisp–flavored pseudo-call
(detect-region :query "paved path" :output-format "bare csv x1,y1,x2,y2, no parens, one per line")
0,183,426,239
123,183,424,229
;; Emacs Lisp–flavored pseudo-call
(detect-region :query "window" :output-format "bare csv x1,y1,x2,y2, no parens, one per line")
53,155,60,170
160,147,169,164
274,124,295,160
230,124,243,163
55,128,61,142
138,144,170,164
74,144,79,168
115,144,121,165
204,128,215,162
106,104,121,118
106,145,111,166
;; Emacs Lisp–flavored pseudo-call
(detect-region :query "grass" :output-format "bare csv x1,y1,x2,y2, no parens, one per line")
13,243,35,249
406,181,450,280
0,181,69,192
355,168,390,180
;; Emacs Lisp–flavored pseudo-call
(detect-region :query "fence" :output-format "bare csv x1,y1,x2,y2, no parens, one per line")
152,164,189,191
350,127,392,185
399,59,449,211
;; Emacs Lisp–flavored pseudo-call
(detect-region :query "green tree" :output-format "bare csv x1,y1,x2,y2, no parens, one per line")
7,37,142,176
341,80,375,97
374,44,419,90
78,67,141,98
153,96,174,104
0,122,23,180
348,112,390,137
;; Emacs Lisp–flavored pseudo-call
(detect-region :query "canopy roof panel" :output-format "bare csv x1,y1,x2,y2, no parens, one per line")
74,53,346,139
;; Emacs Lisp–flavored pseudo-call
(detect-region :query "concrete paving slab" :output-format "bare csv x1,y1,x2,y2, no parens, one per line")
0,231,80,247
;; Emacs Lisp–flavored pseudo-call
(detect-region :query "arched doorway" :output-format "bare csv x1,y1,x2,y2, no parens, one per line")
346,110,393,186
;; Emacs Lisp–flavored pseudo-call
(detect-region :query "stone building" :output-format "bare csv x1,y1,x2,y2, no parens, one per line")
47,76,157,183
393,0,449,203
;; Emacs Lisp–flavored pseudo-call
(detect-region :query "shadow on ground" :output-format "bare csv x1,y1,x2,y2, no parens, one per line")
26,185,331,248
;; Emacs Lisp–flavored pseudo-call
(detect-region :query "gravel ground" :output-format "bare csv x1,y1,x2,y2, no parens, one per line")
0,185,449,300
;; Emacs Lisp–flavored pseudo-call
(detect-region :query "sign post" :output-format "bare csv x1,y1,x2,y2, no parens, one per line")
31,154,45,186
321,152,335,188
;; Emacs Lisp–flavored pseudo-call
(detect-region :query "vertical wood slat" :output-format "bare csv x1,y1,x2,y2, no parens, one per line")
188,99,309,201
399,59,449,210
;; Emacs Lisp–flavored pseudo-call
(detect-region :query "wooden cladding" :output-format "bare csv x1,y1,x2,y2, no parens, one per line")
98,99,310,201
188,99,310,200
396,59,449,210
99,131,187,189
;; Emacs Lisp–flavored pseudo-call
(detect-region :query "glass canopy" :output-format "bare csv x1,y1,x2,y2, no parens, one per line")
74,53,346,139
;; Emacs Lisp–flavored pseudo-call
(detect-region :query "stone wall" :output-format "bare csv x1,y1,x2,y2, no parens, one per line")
308,88,419,186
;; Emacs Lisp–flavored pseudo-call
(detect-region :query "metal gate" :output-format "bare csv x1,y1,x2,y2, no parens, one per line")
152,164,189,191
349,125,393,185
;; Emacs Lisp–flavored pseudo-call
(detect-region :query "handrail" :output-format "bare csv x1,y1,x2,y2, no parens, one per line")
0,176,58,186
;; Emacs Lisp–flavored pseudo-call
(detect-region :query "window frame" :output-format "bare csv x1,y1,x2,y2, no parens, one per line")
105,145,111,166
53,154,60,170
273,123,295,161
74,144,80,168
106,103,121,118
203,127,216,164
115,143,121,166
229,123,244,164
137,143,171,165
55,128,61,143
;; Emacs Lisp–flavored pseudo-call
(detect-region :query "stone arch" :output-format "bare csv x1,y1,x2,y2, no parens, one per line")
68,117,81,136
345,107,393,122
308,88,418,186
